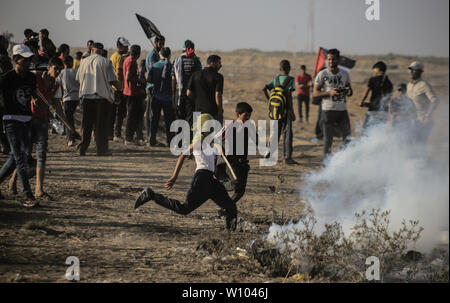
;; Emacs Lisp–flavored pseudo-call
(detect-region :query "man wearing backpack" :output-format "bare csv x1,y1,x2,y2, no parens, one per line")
262,60,296,165
148,47,175,147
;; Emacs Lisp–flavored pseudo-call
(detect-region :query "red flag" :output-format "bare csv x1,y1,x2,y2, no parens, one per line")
313,47,356,77
313,47,327,77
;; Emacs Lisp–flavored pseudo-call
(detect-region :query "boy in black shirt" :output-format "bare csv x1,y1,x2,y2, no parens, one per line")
359,61,393,130
0,45,37,206
215,102,254,209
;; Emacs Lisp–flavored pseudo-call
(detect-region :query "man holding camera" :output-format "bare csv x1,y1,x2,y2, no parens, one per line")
313,48,353,157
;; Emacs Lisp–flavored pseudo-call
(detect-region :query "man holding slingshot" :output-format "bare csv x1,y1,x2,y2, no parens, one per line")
134,113,238,231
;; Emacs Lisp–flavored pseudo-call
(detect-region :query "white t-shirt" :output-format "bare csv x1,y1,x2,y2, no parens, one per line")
315,68,351,111
194,145,217,172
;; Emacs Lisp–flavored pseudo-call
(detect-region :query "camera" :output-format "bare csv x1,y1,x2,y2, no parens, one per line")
332,87,348,101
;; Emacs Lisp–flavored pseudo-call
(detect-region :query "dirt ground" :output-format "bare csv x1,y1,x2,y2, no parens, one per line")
0,51,448,282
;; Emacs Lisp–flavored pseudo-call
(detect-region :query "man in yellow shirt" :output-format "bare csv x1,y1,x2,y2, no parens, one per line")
406,61,440,142
72,51,82,69
109,37,130,141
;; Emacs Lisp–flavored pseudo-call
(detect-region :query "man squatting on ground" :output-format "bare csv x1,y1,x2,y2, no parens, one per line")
313,48,353,157
134,113,238,231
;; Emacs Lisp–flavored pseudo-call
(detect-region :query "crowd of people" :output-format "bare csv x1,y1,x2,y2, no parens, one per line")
0,27,441,230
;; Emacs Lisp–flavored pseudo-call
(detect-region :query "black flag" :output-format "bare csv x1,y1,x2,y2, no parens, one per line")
135,13,162,39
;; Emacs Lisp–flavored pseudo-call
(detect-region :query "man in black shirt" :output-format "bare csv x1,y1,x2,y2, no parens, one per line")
359,61,393,130
0,35,13,154
187,55,224,123
0,44,37,206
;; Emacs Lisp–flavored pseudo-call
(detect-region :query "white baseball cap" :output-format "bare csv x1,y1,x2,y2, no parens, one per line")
118,37,130,47
408,61,424,71
13,44,34,58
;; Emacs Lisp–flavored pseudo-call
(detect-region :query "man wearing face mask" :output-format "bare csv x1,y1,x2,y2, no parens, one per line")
406,61,440,143
187,55,224,123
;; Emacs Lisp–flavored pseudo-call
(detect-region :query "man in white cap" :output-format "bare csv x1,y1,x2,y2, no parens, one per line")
0,44,38,206
109,37,130,142
406,61,440,142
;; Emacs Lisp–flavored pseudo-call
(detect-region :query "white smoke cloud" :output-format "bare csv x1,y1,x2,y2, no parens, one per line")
269,101,449,252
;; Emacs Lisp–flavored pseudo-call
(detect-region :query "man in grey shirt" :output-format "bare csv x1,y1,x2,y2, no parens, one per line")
313,48,353,157
58,55,80,147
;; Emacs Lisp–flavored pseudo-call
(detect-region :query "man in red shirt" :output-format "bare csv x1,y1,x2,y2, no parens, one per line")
123,44,146,145
295,65,312,123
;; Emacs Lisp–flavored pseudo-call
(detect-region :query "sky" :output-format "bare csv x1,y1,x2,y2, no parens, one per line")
0,0,448,57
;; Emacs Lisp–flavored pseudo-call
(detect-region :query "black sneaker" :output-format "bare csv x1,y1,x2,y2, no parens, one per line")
134,187,155,209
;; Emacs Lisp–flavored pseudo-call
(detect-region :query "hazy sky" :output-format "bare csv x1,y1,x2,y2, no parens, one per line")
1,0,448,57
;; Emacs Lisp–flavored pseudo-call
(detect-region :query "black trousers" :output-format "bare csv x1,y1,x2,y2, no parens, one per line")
315,104,323,139
111,90,127,138
177,93,194,126
150,97,176,145
216,157,250,203
320,110,351,156
297,94,310,119
154,169,237,225
268,117,293,160
63,99,79,141
78,98,110,155
125,95,145,142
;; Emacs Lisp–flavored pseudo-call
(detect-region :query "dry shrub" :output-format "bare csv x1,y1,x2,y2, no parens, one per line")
255,209,430,282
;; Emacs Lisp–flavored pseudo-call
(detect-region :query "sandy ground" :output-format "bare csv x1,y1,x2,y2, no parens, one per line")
0,51,448,282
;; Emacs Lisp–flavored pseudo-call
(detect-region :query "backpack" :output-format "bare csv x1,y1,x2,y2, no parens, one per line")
268,76,293,120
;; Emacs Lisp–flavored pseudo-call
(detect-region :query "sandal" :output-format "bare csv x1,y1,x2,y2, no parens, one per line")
23,199,40,208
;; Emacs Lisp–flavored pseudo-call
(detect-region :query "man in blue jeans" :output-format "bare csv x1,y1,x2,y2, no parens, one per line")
148,47,176,147
0,45,37,206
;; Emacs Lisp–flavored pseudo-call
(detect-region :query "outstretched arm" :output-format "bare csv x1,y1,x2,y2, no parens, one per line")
165,143,193,190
